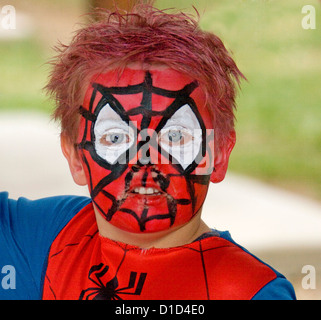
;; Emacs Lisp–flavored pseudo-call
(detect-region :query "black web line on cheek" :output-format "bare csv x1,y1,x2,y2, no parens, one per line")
77,91,131,222
78,91,131,220
78,71,206,229
78,91,139,222
183,127,214,215
78,86,99,193
150,167,192,226
91,170,134,223
79,92,132,198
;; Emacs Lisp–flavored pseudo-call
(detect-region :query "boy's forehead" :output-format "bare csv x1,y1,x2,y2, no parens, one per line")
82,67,209,117
94,67,194,90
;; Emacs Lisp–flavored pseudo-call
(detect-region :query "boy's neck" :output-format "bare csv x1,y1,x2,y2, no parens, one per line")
94,208,211,249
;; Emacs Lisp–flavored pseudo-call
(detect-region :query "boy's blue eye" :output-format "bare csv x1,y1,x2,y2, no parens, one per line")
109,133,124,144
100,132,129,146
168,130,182,142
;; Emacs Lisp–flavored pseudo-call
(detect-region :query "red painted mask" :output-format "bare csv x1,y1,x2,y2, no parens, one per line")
77,68,214,233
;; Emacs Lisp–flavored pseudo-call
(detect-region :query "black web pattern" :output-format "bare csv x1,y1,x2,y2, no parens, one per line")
78,71,212,230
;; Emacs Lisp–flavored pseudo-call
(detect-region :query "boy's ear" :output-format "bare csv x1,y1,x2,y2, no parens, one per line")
210,130,236,183
61,135,87,186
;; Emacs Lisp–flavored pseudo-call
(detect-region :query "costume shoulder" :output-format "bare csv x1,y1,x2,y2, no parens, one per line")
214,231,296,300
0,192,91,299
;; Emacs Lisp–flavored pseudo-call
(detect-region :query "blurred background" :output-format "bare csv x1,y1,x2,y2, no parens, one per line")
0,0,320,299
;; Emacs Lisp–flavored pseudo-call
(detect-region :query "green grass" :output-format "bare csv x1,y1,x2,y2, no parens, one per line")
0,39,53,114
196,0,321,200
1,0,321,200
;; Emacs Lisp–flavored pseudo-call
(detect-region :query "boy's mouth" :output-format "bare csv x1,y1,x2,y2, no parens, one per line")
126,185,166,205
131,187,163,196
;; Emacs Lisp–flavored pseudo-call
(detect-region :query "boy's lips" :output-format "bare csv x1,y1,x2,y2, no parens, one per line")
131,186,163,195
126,184,166,203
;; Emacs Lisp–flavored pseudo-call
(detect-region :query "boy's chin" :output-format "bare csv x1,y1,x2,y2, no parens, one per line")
106,209,194,234
94,190,196,234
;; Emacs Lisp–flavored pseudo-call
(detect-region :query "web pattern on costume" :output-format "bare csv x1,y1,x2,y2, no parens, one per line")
78,71,213,231
78,240,221,300
45,229,226,300
44,230,148,300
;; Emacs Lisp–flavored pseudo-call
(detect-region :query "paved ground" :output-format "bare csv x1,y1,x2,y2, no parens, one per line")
1,112,321,299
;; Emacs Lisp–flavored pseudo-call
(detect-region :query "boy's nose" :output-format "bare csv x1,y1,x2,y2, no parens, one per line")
129,164,159,187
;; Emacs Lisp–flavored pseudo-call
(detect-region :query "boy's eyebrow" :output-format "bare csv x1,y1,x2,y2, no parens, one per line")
79,105,97,122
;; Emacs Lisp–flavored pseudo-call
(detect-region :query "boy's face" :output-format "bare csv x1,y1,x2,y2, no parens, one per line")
77,67,215,233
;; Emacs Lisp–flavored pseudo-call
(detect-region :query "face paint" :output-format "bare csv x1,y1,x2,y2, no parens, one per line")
78,68,214,233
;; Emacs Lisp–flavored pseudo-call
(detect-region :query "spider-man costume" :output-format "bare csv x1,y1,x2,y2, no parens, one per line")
0,69,296,299
0,193,295,300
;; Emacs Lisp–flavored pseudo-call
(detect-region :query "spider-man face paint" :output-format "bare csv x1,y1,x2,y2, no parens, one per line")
78,68,214,233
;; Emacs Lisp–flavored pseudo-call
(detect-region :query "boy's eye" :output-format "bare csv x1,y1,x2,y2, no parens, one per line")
168,130,182,143
100,132,130,146
159,129,193,146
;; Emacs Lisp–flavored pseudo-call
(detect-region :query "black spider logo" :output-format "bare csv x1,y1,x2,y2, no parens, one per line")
79,263,147,300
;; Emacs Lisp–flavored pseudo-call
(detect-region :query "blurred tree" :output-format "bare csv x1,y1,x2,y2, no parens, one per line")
89,0,141,11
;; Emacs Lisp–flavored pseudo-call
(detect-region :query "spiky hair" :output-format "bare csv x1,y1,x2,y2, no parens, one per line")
45,1,245,147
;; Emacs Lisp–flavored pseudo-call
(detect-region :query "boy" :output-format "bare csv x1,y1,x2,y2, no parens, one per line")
0,3,296,300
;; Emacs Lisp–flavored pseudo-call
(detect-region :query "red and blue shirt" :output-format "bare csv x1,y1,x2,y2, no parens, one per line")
0,192,296,300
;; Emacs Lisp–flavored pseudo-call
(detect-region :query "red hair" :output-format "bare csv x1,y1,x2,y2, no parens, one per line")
46,2,245,147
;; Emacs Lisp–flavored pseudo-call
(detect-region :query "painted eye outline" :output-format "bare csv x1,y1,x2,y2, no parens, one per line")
158,104,203,170
93,103,135,164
